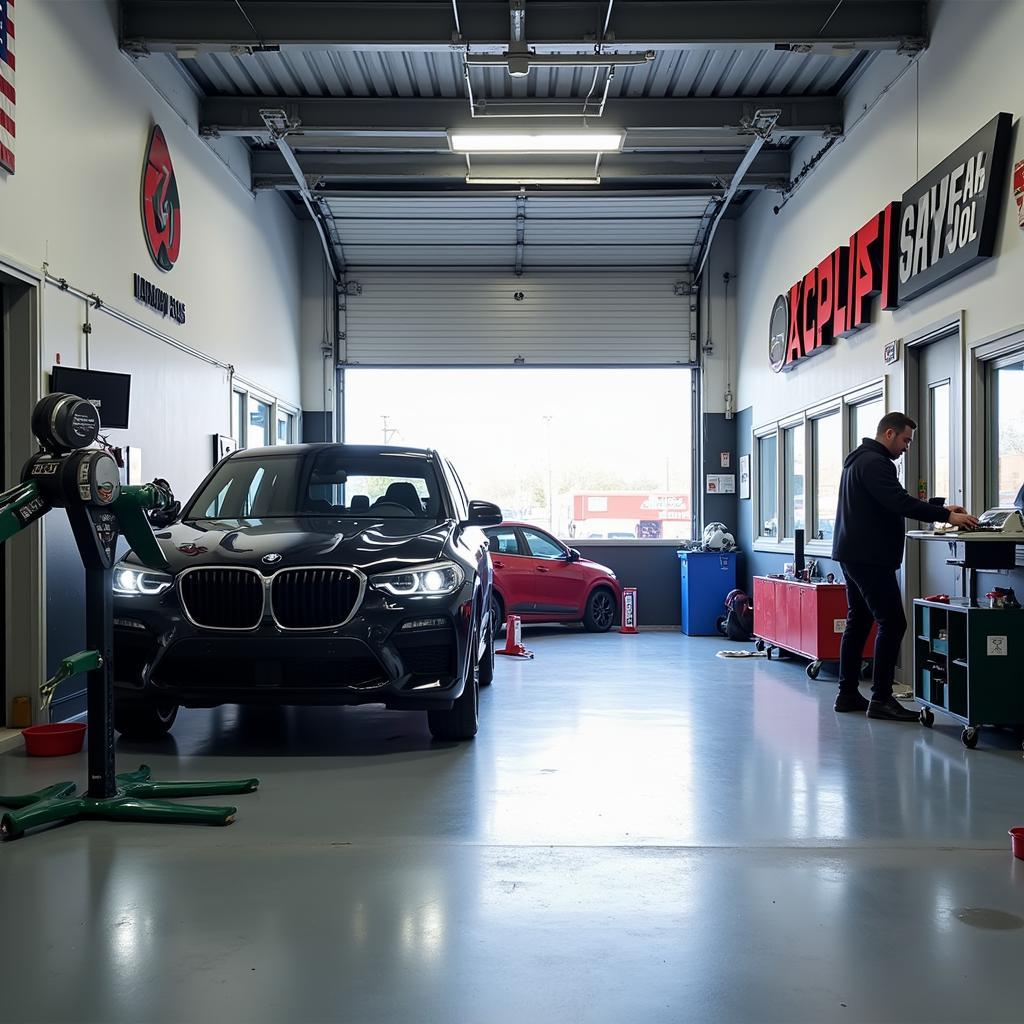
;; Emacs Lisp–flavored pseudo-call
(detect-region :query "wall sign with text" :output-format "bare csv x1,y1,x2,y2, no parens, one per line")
769,113,1011,372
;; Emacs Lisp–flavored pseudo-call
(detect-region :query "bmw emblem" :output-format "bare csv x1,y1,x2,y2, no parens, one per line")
262,553,282,565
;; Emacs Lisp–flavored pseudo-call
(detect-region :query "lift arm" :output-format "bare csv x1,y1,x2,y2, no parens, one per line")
114,482,175,573
0,480,49,545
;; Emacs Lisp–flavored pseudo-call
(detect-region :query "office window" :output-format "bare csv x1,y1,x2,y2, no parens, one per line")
851,397,884,451
991,357,1024,506
277,411,295,444
929,381,950,501
812,413,841,541
757,434,777,538
249,398,272,448
783,423,805,537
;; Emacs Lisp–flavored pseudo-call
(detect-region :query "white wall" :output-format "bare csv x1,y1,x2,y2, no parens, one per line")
1,0,303,448
734,0,1024,426
0,0,306,702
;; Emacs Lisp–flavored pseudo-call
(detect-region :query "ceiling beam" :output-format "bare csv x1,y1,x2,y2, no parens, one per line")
202,96,843,139
251,150,790,190
122,1,927,54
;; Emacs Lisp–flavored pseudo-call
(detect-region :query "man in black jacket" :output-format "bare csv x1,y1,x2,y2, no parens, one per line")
832,412,978,720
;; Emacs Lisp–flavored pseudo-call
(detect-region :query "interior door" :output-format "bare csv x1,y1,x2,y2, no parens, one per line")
519,526,587,615
913,333,962,599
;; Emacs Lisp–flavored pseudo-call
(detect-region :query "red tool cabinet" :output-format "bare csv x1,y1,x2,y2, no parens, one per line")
752,576,877,678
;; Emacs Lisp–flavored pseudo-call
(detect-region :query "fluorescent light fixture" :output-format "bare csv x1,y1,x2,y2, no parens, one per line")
465,176,602,186
450,132,623,154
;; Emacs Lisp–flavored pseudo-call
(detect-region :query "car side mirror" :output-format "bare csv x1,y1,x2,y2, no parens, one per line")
567,547,581,562
464,500,502,527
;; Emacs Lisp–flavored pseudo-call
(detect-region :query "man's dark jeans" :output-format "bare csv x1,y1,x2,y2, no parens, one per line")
838,561,907,702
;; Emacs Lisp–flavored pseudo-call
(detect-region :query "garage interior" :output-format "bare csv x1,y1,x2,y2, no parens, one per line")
3,2,1024,1021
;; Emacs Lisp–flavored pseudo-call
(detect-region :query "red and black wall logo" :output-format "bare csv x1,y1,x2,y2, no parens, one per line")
141,125,181,272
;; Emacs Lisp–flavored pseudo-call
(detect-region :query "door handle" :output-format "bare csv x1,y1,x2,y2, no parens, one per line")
493,560,505,568
536,566,549,573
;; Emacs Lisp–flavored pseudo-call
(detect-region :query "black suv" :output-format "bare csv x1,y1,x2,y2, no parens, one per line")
112,444,501,741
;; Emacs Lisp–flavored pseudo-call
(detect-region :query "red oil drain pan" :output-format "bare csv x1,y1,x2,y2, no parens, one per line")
22,723,87,757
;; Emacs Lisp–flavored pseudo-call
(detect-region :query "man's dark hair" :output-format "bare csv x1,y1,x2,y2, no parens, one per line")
876,411,917,436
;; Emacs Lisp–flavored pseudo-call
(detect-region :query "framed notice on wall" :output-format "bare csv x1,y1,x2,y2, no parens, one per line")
739,455,751,499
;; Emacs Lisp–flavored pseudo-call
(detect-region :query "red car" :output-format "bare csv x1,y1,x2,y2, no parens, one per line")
484,522,622,633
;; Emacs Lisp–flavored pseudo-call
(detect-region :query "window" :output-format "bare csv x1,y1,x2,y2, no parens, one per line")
522,527,566,560
485,527,521,556
929,381,950,501
755,379,884,551
990,357,1024,506
783,423,805,537
187,451,443,520
812,413,841,541
757,434,778,538
851,397,884,451
248,398,272,448
343,368,694,541
277,411,295,444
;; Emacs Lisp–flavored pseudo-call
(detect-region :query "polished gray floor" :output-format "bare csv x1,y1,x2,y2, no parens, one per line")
2,630,1024,1023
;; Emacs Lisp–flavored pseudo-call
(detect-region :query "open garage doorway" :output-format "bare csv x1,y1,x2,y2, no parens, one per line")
343,367,695,543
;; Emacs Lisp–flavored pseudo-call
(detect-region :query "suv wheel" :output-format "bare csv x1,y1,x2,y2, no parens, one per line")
428,617,480,740
490,593,505,637
114,698,179,740
479,614,495,686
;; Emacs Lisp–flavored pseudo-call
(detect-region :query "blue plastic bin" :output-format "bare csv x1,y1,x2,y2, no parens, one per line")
678,551,738,635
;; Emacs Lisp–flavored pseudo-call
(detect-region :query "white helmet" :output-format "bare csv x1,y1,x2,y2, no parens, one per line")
702,522,736,551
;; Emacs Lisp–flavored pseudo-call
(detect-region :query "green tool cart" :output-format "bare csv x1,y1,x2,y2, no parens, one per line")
913,598,1024,749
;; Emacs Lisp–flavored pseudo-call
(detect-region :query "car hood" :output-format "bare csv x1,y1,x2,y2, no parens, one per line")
130,517,454,576
578,556,618,579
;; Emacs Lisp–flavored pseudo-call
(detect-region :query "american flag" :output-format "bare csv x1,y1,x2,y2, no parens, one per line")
0,0,14,174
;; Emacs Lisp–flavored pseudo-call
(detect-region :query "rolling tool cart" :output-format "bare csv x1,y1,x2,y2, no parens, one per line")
914,598,1024,748
0,393,258,839
752,576,876,679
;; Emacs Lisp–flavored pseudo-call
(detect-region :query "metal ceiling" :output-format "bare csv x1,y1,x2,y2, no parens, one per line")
324,193,708,268
120,1,929,275
181,45,863,104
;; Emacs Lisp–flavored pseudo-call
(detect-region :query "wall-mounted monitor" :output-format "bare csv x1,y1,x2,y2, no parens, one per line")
50,366,131,430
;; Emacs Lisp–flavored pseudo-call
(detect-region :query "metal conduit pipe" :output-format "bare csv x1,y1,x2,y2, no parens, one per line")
42,266,233,374
41,266,299,433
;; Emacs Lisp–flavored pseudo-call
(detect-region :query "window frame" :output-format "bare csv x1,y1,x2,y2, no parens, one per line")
521,525,570,561
972,329,1024,566
231,378,301,451
752,377,886,555
809,407,842,545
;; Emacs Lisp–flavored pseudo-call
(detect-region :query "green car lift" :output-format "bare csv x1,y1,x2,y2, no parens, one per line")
0,393,258,839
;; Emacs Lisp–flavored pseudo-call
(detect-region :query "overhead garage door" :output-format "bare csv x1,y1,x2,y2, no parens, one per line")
341,269,695,367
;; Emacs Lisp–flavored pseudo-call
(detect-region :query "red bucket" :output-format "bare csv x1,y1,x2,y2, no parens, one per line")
22,723,86,757
1010,828,1024,860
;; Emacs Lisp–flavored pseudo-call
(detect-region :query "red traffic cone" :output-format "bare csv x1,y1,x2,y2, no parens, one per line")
619,588,639,633
496,614,535,659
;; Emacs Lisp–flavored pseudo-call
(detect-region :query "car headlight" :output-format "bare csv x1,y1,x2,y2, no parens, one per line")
113,562,173,596
370,561,464,597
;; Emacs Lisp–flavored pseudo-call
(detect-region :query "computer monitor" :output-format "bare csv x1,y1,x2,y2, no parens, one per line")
49,366,131,430
1015,482,1024,511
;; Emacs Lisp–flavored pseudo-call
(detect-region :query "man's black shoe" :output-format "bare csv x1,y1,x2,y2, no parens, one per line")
866,697,919,721
834,691,870,713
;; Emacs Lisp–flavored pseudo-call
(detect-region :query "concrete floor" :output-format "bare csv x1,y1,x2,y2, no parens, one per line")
2,630,1024,1023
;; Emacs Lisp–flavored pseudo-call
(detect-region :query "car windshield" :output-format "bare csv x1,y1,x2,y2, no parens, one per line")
186,450,446,520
